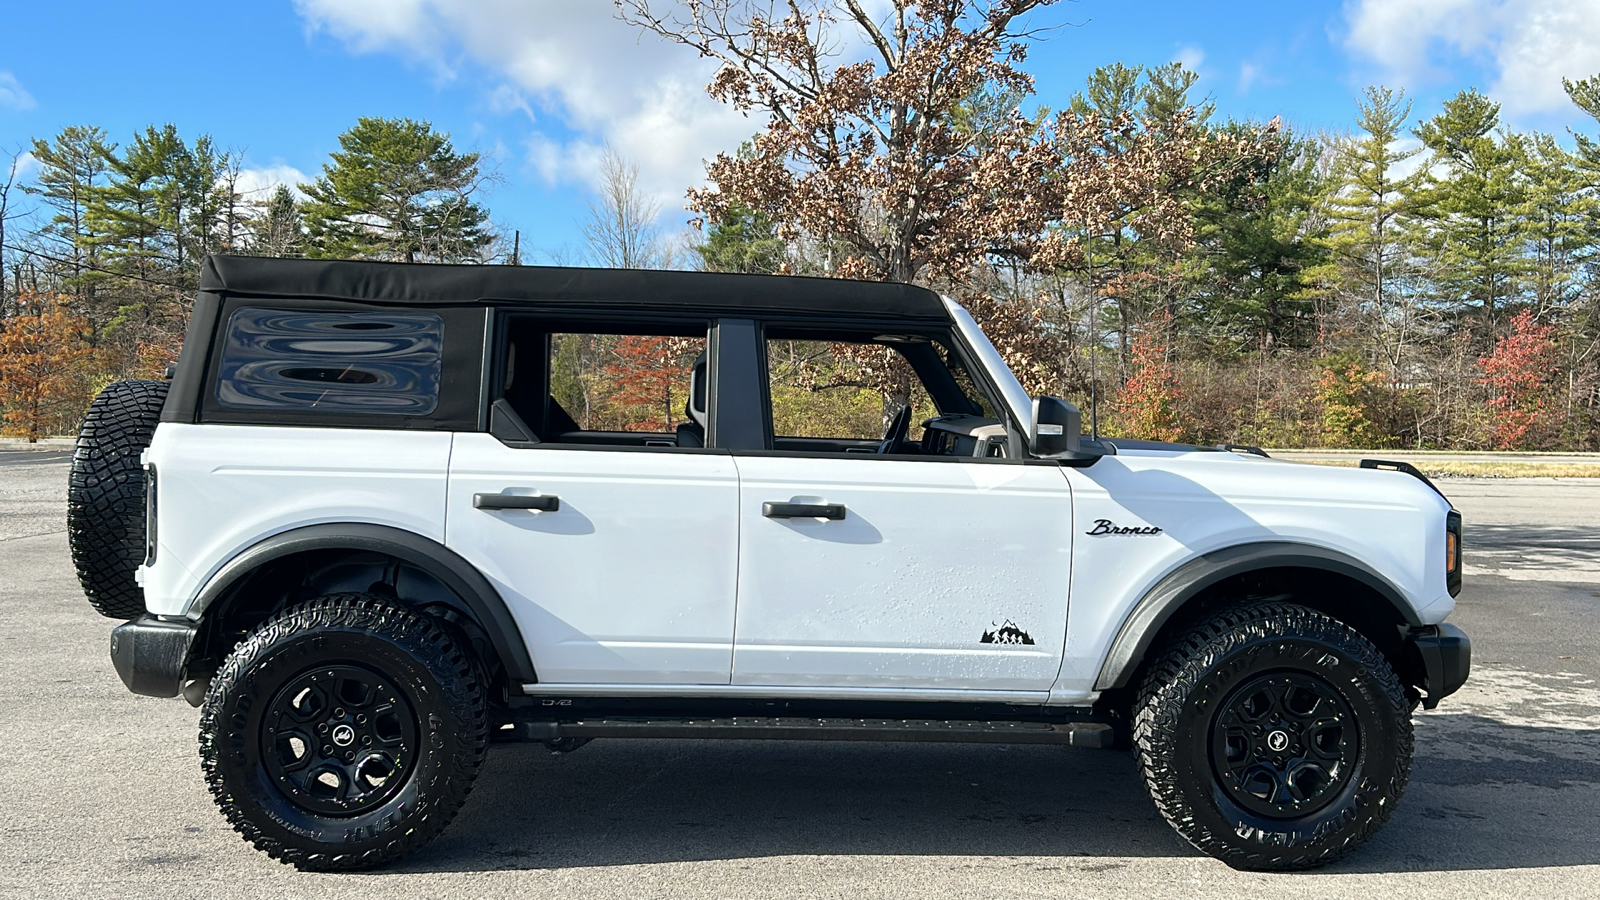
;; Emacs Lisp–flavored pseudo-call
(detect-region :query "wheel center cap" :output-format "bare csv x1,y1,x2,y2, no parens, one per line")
1266,729,1290,752
332,724,356,747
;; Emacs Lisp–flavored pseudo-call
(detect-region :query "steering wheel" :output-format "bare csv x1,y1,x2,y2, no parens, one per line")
877,404,912,455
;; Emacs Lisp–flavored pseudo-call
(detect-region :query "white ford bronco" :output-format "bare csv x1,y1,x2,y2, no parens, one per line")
71,255,1469,871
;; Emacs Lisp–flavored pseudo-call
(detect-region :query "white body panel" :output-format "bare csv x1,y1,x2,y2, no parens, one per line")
137,423,452,617
444,434,740,685
730,455,1074,691
1043,450,1454,702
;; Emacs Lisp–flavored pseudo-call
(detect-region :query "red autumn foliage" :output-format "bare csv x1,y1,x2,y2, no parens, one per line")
1116,312,1187,442
1477,309,1556,450
603,335,695,432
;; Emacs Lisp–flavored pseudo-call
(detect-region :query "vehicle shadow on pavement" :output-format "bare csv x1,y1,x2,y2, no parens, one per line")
402,740,1193,870
386,716,1600,874
1327,712,1600,874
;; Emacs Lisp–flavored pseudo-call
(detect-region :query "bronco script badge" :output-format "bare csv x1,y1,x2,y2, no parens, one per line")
1085,518,1163,536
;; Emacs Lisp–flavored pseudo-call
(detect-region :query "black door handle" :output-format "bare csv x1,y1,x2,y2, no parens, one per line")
474,492,560,511
762,502,846,520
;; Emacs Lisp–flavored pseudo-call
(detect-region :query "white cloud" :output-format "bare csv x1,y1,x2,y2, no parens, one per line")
1343,0,1600,115
232,164,311,201
1238,62,1263,94
0,71,36,111
9,150,37,181
486,84,535,122
1175,45,1206,74
293,0,760,218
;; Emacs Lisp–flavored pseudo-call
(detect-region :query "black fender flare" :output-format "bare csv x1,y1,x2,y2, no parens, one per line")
190,523,536,684
1093,541,1422,691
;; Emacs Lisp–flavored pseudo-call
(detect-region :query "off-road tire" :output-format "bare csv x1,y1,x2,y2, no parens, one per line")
67,379,170,619
1133,602,1412,871
199,594,488,871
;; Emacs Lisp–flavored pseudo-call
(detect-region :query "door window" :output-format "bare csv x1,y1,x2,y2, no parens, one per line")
497,317,710,448
762,329,1006,458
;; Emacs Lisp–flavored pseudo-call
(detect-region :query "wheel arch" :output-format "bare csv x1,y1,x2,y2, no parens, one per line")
186,523,536,689
1094,541,1423,693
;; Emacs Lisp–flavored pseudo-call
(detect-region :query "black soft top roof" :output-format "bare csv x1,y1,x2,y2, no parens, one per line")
198,255,949,321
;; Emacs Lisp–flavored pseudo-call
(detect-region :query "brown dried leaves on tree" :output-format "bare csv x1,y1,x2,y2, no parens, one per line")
0,292,94,442
618,0,1278,390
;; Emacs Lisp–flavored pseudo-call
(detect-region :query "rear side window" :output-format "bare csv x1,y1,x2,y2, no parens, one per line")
214,308,444,415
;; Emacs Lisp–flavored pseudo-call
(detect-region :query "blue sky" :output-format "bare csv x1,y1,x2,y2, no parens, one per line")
3,0,1599,260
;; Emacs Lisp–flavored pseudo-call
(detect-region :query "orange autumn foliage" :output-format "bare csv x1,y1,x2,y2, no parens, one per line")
0,293,94,442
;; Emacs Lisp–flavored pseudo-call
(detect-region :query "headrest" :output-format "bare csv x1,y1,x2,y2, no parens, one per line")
687,352,708,428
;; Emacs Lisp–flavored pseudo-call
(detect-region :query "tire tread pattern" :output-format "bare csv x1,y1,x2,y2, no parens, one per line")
67,379,169,619
1132,602,1413,870
198,593,488,871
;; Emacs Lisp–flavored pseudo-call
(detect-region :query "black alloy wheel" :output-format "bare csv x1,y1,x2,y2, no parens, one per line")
1209,672,1358,820
261,665,420,817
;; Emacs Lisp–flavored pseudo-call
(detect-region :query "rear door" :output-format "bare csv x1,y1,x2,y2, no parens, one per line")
445,316,740,686
730,329,1076,693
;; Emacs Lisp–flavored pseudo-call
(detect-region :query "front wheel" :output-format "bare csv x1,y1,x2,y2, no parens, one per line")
199,594,487,870
1133,602,1412,870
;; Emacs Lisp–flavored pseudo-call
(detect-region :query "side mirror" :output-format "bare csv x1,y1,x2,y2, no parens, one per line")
1029,396,1104,461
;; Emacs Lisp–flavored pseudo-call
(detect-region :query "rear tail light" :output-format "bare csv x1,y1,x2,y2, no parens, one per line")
144,464,158,566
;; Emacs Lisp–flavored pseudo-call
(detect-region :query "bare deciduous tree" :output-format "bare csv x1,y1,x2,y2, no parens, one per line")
582,148,664,269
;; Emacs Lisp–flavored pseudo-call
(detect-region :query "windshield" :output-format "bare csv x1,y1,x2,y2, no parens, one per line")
942,298,1031,429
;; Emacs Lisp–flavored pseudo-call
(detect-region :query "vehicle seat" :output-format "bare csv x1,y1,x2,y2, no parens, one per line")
676,353,708,448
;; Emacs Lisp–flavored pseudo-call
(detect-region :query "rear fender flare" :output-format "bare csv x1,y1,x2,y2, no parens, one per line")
190,522,536,684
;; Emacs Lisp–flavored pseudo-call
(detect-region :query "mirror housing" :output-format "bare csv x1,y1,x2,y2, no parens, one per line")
1029,396,1104,461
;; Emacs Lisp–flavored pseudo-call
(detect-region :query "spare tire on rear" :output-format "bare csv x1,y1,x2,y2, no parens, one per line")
68,379,170,619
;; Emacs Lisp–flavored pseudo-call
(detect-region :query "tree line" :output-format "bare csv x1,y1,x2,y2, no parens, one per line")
4,0,1600,450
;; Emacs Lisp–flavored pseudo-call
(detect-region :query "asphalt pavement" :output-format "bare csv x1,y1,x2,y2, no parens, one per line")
1,459,1598,899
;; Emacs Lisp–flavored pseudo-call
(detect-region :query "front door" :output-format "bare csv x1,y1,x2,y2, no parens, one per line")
730,329,1075,693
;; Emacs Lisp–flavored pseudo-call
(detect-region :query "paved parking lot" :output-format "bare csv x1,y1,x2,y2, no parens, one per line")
2,454,1598,899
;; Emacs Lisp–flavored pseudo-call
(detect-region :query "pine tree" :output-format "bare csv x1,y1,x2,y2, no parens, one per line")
252,185,303,258
1563,74,1600,171
92,125,182,283
1513,133,1596,312
696,203,785,274
300,118,491,263
1324,86,1425,372
1413,89,1525,325
1192,129,1329,351
24,127,115,295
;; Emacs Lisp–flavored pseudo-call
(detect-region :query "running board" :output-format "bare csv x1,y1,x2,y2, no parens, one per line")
509,716,1115,748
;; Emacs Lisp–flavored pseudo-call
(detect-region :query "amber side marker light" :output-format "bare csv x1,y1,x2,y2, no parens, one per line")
1446,530,1458,573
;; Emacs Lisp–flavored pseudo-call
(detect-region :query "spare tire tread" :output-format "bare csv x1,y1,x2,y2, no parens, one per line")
67,379,170,620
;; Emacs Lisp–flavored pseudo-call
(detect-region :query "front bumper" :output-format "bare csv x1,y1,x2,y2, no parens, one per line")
1405,623,1471,709
109,615,197,698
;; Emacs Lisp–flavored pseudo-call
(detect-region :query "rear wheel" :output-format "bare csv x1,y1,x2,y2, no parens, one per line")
199,594,487,871
1133,602,1412,870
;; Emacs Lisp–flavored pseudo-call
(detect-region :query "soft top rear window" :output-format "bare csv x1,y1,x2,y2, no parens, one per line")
214,308,443,415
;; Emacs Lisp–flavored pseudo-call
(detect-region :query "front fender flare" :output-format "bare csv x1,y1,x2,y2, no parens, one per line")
189,522,536,684
1093,541,1422,691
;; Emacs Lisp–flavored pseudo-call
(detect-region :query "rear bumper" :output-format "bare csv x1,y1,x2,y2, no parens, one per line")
109,615,196,698
1406,623,1471,709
